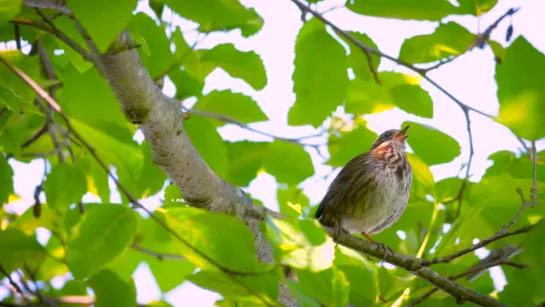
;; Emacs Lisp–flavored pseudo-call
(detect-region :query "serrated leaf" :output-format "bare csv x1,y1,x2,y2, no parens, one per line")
496,36,545,140
184,116,229,178
0,228,46,272
346,0,459,21
289,18,348,127
327,125,377,167
88,269,137,307
160,0,263,37
44,164,87,209
390,84,433,118
68,0,137,53
163,207,266,273
403,121,460,165
67,204,140,279
262,140,314,185
0,153,14,205
225,141,269,187
201,44,267,90
399,22,475,64
194,90,268,125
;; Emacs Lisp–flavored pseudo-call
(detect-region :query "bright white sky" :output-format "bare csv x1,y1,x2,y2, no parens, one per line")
3,0,545,305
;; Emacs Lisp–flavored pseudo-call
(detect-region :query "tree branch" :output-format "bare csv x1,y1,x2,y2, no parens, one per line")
326,228,507,307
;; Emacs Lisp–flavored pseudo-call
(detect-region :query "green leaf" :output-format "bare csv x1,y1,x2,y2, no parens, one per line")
277,185,310,218
0,50,39,105
128,13,175,79
67,204,140,279
0,0,22,25
68,0,137,52
146,254,196,293
265,217,335,271
11,203,62,236
61,65,127,127
160,0,263,37
456,0,498,16
44,164,87,210
225,141,269,187
293,267,349,307
201,44,267,90
0,153,14,205
76,155,110,203
399,22,475,64
345,78,395,115
184,116,229,178
169,68,204,100
263,140,314,185
163,184,184,207
496,36,545,140
346,0,459,21
0,228,46,272
52,16,93,73
187,271,278,305
163,206,266,273
484,150,545,182
289,18,348,127
403,121,461,165
342,32,381,81
334,247,376,306
407,153,435,197
435,177,463,203
390,84,433,118
88,269,137,307
194,90,268,125
327,125,377,167
488,40,506,63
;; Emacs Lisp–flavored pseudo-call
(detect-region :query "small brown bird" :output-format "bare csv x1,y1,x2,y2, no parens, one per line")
315,126,412,245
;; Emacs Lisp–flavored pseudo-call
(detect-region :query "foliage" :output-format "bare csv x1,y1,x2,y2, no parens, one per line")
0,0,544,306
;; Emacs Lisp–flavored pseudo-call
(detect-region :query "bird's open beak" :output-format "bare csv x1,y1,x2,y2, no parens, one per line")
394,125,409,142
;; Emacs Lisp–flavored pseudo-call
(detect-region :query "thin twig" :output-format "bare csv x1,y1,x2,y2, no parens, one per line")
0,56,61,112
409,259,527,306
0,266,33,305
185,107,327,145
131,245,186,261
420,224,535,266
154,32,208,81
422,8,519,73
10,18,93,62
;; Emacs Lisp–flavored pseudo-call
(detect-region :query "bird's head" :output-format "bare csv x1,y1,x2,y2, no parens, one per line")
370,125,409,150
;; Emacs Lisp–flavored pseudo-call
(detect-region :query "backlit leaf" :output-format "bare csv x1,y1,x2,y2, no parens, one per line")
88,269,137,307
263,140,314,185
44,163,87,210
346,0,460,21
403,121,460,165
193,90,268,125
0,153,14,205
67,204,140,279
225,141,269,187
289,18,348,127
496,36,545,140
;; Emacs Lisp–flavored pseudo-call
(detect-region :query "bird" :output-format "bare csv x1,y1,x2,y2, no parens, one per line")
315,126,412,251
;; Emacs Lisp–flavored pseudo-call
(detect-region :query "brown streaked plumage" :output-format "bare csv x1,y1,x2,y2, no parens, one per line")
315,126,412,243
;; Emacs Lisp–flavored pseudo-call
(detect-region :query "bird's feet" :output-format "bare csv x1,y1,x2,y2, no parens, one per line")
360,232,394,264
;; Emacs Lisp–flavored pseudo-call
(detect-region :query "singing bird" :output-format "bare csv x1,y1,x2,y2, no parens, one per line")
315,126,412,246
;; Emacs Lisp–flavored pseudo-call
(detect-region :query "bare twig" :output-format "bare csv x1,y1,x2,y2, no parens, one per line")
422,8,519,73
185,107,327,145
0,266,33,305
420,224,535,266
10,19,92,62
409,259,527,306
131,245,186,261
498,141,538,234
0,55,61,112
